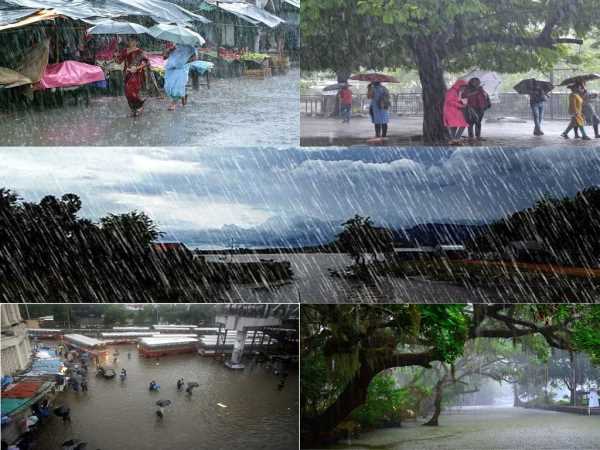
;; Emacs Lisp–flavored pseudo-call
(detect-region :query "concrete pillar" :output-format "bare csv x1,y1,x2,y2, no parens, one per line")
226,330,247,370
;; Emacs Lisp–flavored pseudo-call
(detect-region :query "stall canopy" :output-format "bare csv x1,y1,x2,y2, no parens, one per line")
39,60,105,89
209,1,285,28
0,0,210,26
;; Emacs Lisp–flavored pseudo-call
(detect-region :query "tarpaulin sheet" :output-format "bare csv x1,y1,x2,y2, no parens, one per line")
24,358,64,376
39,60,105,89
0,8,59,30
212,2,284,28
146,53,165,69
2,0,210,24
0,398,28,416
2,381,42,398
0,6,37,26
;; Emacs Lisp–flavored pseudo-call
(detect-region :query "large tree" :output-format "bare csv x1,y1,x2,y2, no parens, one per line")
301,304,600,446
301,0,600,142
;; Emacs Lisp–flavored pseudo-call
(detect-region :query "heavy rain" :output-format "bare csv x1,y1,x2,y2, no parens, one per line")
2,146,600,301
2,303,299,450
0,0,299,147
301,304,600,449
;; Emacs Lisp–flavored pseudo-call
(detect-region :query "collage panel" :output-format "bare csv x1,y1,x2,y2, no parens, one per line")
300,1,600,148
2,146,600,302
1,303,299,450
300,304,600,449
0,0,299,147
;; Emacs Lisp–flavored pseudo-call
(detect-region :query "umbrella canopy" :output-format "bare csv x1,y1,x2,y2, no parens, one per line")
559,73,600,86
323,82,348,92
187,382,199,388
461,70,502,98
74,444,88,450
54,406,70,417
156,399,172,407
87,20,149,35
513,78,554,95
148,24,205,47
349,73,400,83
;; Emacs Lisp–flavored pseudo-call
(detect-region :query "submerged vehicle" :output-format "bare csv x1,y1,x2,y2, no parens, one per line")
96,367,116,379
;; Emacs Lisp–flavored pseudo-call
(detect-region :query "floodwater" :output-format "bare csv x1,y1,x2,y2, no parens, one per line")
33,344,298,450
205,253,484,303
310,406,600,450
0,69,299,147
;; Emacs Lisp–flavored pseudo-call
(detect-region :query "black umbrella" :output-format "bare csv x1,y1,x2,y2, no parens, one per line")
62,440,80,447
187,382,199,389
73,443,88,450
559,73,600,86
514,78,554,95
156,399,172,407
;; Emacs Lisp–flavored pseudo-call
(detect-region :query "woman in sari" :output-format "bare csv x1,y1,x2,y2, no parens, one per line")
164,44,196,111
115,37,148,116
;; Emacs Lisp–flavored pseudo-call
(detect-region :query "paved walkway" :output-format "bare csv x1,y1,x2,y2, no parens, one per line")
301,115,600,147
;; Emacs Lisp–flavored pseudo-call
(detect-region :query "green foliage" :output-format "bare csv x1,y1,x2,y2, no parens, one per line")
336,215,394,266
102,304,131,327
419,305,469,363
352,373,409,428
572,305,600,364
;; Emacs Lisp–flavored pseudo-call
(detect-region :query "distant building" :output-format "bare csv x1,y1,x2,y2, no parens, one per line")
504,240,554,263
393,246,436,261
436,244,468,260
1,304,32,376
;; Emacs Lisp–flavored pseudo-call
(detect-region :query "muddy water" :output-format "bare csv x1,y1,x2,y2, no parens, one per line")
310,406,600,450
0,70,299,147
205,253,481,303
33,344,298,450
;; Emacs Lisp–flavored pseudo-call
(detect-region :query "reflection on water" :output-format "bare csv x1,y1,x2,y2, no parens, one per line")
0,70,299,147
34,344,298,450
206,253,478,303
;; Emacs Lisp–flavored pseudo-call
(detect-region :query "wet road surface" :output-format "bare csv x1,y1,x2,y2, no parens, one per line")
33,344,298,450
309,406,600,449
0,70,299,147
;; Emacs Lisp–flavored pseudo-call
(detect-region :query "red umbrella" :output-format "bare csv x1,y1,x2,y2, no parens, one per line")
350,73,400,83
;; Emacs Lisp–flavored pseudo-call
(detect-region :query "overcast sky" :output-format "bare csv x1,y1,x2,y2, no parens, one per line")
2,146,600,234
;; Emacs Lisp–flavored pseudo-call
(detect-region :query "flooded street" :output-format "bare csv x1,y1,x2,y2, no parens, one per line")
34,344,298,450
309,406,600,450
0,70,299,147
205,253,483,302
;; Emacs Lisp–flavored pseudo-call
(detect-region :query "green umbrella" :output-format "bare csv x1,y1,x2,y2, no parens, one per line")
148,24,205,47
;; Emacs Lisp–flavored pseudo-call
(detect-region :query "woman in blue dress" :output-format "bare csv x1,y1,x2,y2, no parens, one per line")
370,81,390,137
164,44,197,111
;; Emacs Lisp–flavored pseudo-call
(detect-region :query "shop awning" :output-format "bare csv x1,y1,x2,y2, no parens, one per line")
0,8,60,31
1,0,210,25
212,1,284,28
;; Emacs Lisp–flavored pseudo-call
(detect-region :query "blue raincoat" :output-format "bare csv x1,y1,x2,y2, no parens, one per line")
164,45,196,100
370,84,390,124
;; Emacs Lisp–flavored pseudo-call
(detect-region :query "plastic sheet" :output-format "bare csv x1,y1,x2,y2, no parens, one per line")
39,61,105,89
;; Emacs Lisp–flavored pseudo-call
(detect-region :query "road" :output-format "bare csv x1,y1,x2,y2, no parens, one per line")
0,69,299,147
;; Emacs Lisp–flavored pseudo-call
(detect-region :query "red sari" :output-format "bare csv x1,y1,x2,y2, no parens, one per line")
116,47,148,112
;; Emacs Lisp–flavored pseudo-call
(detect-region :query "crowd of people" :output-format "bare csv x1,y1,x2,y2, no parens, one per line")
335,76,600,143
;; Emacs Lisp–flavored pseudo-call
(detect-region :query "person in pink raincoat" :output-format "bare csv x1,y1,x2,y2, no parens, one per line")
444,79,469,144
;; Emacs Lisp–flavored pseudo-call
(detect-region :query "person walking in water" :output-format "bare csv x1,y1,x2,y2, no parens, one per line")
562,84,591,140
114,37,148,117
444,79,468,144
339,84,352,123
462,77,490,141
164,44,197,111
529,80,549,136
581,85,600,138
370,81,390,138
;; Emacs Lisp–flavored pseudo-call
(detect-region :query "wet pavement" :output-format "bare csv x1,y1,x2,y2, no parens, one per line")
0,70,299,147
206,253,488,303
309,406,600,449
300,115,600,147
32,344,298,450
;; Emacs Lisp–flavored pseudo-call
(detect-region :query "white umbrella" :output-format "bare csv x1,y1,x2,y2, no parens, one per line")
461,69,502,100
147,24,205,47
87,20,150,35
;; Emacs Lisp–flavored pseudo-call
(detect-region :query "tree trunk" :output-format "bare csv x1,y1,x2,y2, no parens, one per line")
570,351,576,406
424,378,444,426
513,383,521,407
412,37,447,143
303,350,436,446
